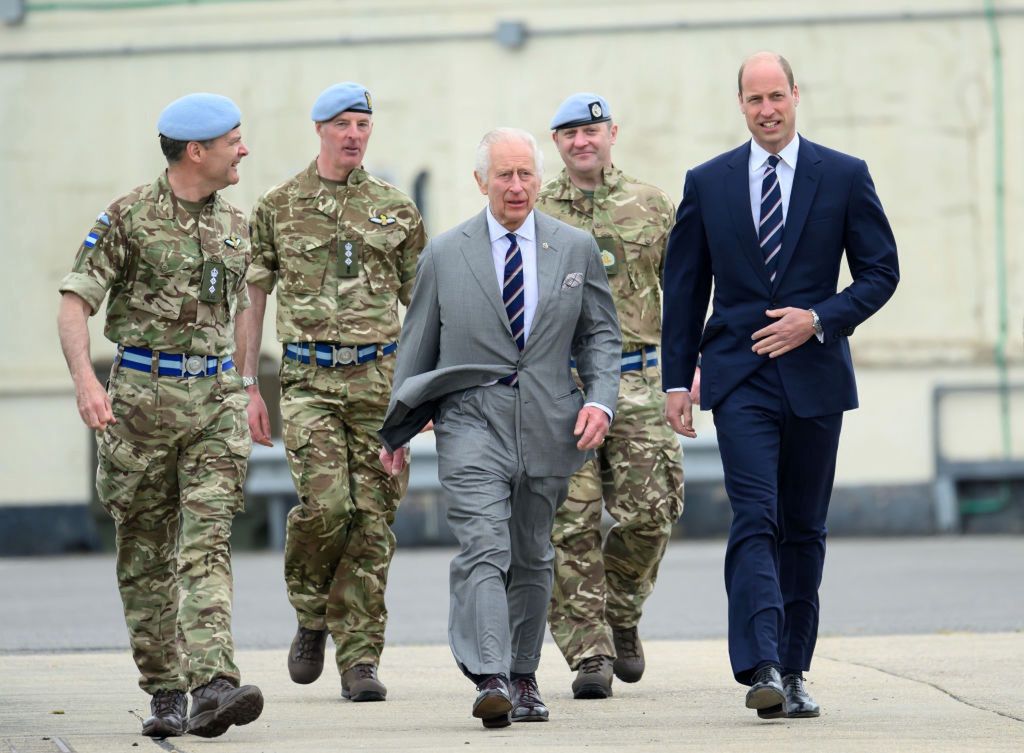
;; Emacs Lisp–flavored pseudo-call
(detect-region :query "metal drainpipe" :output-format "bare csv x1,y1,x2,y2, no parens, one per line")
984,0,1011,461
960,0,1012,518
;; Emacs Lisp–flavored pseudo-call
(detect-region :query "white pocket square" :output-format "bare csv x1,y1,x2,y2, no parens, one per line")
561,272,584,289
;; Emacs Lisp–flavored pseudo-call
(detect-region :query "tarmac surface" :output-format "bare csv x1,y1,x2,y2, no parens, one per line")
2,538,1023,751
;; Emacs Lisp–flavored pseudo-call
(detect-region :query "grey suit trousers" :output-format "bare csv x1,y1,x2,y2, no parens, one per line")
436,384,569,679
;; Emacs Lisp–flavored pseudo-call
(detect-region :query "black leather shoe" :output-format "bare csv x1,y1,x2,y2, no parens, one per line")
141,689,187,737
510,676,549,722
782,673,820,718
745,665,785,714
756,673,821,719
472,675,512,729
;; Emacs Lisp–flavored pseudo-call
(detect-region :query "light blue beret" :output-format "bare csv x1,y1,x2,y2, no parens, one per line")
311,82,373,122
157,93,241,141
550,92,612,130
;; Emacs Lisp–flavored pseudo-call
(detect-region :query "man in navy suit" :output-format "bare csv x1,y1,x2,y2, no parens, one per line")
662,52,899,719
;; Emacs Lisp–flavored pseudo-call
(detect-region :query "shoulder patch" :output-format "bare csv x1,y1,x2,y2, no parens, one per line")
82,215,112,250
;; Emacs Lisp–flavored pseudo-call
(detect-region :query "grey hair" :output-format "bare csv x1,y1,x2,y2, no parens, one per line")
474,127,544,180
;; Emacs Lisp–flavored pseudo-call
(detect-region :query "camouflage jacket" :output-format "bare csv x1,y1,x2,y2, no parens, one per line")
537,166,673,348
59,172,250,355
248,160,426,344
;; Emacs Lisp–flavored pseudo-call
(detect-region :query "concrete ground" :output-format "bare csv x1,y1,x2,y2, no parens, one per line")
2,538,1023,751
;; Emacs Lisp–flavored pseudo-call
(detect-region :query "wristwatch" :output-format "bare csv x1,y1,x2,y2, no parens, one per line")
241,375,259,388
808,309,823,338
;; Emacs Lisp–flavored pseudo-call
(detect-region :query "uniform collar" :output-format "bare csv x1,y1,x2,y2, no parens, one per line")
544,165,622,201
152,170,220,221
297,158,368,198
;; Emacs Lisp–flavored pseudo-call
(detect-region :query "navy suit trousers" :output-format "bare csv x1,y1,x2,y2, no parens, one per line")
712,359,842,685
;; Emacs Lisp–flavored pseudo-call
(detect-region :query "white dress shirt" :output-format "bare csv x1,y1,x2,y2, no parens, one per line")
748,134,821,343
748,134,800,230
486,208,539,344
484,207,612,421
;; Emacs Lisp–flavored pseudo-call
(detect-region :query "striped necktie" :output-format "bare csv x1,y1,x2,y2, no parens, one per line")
759,154,784,284
499,232,525,386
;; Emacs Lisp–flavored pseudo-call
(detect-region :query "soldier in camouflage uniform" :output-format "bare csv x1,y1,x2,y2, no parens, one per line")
56,94,263,738
235,82,426,702
537,93,686,699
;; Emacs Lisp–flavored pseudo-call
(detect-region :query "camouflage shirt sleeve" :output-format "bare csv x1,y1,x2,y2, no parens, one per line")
234,218,253,312
397,208,427,306
657,193,676,280
58,203,130,315
246,195,279,294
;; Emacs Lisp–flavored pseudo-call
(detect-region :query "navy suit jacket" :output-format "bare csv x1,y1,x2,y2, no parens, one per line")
661,137,899,418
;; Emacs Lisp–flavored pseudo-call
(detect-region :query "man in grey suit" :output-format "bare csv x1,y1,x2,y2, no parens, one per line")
379,127,621,729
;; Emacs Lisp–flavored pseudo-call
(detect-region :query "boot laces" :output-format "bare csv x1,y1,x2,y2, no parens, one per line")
579,655,610,674
783,674,806,693
351,663,376,679
152,689,183,716
294,628,324,661
615,627,640,657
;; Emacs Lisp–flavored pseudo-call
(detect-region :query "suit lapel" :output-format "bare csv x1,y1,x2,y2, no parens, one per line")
460,210,512,337
725,144,772,292
772,137,822,291
526,212,563,349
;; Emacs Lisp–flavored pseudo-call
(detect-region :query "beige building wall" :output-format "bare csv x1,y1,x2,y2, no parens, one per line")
1,0,1021,506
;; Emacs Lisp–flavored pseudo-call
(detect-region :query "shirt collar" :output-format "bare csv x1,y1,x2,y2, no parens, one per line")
486,207,536,243
749,133,801,173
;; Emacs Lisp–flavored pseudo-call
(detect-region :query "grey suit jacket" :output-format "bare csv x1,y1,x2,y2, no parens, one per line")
380,209,621,477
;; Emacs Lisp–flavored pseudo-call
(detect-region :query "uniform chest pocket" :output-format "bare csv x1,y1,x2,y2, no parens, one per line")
617,226,663,293
130,241,200,319
362,230,403,294
222,251,249,314
280,237,330,294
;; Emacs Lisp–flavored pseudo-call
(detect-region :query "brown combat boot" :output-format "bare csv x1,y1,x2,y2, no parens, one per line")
571,655,614,699
288,625,328,684
612,625,646,683
187,677,264,738
141,689,187,737
341,663,387,702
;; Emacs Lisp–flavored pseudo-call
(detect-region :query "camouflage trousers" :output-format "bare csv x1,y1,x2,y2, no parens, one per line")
549,364,684,668
96,364,250,694
280,354,407,673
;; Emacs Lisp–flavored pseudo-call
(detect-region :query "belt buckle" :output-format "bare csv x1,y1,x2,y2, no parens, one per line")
184,355,205,376
332,345,356,366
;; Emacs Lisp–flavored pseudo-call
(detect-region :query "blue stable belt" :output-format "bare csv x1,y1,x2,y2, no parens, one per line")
571,345,658,373
118,347,233,377
283,341,398,367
